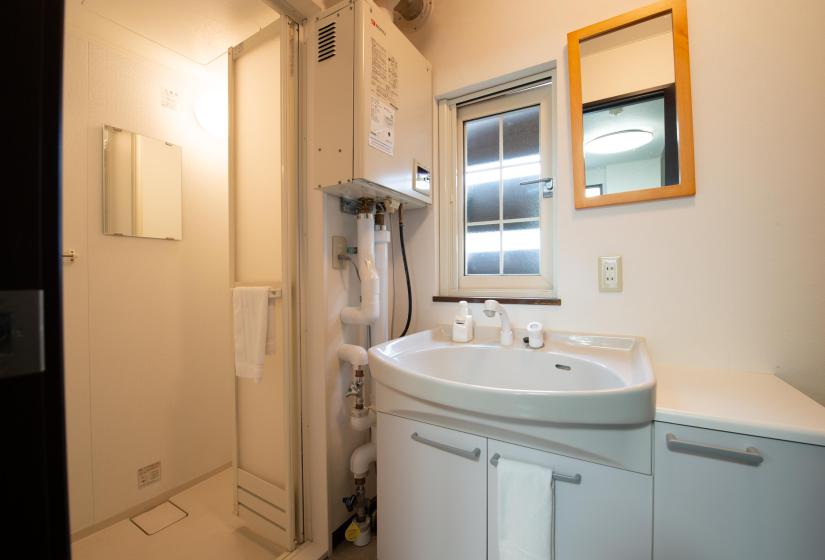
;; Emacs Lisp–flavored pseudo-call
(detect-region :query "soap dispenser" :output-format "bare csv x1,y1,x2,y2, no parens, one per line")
452,300,474,342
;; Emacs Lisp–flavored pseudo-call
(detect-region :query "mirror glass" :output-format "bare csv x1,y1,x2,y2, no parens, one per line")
103,125,183,240
580,13,676,198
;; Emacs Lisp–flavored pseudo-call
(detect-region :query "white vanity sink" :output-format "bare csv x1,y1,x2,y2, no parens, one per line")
369,326,655,426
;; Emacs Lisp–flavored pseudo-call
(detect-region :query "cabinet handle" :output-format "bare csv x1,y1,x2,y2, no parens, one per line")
666,433,764,466
410,432,481,461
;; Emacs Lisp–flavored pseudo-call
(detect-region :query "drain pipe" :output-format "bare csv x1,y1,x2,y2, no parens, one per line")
341,202,379,326
350,441,377,479
339,199,386,548
339,341,377,546
349,439,376,546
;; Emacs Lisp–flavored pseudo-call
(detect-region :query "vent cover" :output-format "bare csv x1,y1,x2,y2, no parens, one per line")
317,21,336,62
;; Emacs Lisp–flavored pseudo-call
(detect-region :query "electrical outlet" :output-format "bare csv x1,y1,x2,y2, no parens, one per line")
599,256,622,292
332,236,348,270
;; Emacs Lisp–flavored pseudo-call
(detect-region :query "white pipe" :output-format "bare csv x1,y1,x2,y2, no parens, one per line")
350,441,377,478
341,213,380,326
337,344,368,369
350,410,373,432
373,226,390,345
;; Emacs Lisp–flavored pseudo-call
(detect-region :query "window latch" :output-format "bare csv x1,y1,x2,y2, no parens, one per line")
520,177,554,198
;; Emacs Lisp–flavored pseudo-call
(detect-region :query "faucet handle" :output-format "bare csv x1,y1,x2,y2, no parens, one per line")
344,382,360,397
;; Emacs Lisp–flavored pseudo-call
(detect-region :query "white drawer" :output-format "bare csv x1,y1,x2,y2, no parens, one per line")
654,422,825,559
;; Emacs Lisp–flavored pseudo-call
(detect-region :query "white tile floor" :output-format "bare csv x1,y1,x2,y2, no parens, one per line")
72,468,287,560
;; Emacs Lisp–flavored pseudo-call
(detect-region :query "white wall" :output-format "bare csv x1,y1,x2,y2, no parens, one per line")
397,0,825,405
62,0,233,532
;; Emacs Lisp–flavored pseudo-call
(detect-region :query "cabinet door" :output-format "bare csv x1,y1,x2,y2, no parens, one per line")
377,413,487,560
654,422,825,560
488,439,652,560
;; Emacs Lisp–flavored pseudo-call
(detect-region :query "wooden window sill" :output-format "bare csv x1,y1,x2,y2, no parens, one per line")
432,296,561,306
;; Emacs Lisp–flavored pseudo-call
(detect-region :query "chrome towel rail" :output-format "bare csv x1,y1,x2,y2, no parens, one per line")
489,453,582,484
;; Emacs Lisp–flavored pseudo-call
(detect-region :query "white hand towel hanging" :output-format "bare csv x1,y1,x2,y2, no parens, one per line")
498,457,554,560
232,287,275,383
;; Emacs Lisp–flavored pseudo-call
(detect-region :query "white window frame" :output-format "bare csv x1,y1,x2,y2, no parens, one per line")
438,70,556,298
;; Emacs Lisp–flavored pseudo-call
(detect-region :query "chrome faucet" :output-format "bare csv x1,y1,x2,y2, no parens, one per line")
483,300,514,345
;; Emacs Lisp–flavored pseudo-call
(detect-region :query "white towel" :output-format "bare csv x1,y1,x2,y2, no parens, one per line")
498,457,554,560
232,287,275,383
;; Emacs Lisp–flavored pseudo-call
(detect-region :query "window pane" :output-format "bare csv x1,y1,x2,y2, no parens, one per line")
503,106,539,162
502,221,540,275
502,163,541,220
466,168,500,223
466,223,500,275
465,116,499,168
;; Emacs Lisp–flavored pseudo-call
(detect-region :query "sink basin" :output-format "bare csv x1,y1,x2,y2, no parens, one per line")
369,326,655,425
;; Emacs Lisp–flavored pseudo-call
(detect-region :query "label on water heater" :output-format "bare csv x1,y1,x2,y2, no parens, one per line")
369,95,395,156
369,34,397,157
370,38,398,107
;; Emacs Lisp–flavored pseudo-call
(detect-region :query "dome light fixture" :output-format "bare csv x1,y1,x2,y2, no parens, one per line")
585,129,653,154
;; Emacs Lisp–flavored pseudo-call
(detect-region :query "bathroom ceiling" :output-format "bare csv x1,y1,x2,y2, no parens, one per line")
82,0,280,64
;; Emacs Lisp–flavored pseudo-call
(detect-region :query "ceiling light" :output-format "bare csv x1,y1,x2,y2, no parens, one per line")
585,129,653,154
194,91,227,138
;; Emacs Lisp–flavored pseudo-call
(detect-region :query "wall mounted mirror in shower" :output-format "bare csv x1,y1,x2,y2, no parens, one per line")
103,125,183,239
567,0,695,208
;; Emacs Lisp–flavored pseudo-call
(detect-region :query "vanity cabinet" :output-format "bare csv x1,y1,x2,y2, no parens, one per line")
487,439,652,560
653,422,825,559
377,412,488,560
377,413,652,560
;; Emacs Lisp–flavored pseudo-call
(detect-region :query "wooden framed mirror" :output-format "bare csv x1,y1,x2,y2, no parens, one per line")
568,0,694,208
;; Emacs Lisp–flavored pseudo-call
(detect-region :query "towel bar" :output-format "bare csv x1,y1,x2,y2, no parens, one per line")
489,453,582,484
232,284,282,299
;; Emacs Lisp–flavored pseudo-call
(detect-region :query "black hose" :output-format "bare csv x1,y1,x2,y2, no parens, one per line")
398,205,412,337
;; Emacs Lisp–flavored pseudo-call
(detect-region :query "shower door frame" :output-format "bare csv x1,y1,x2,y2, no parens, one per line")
228,13,304,552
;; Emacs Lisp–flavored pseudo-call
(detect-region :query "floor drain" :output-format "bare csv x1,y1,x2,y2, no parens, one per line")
130,501,188,535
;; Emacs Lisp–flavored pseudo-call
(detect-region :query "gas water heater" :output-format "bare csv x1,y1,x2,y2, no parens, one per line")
309,0,433,208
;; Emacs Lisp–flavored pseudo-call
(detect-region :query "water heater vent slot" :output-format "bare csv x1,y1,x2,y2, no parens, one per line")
317,21,336,62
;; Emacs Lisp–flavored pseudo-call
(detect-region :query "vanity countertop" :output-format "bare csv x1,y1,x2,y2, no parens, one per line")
654,364,825,447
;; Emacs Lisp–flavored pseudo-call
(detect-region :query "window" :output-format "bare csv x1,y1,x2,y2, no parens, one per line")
438,72,555,298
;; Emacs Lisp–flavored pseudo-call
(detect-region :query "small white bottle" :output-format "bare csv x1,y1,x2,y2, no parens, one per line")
526,321,544,348
451,300,474,342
